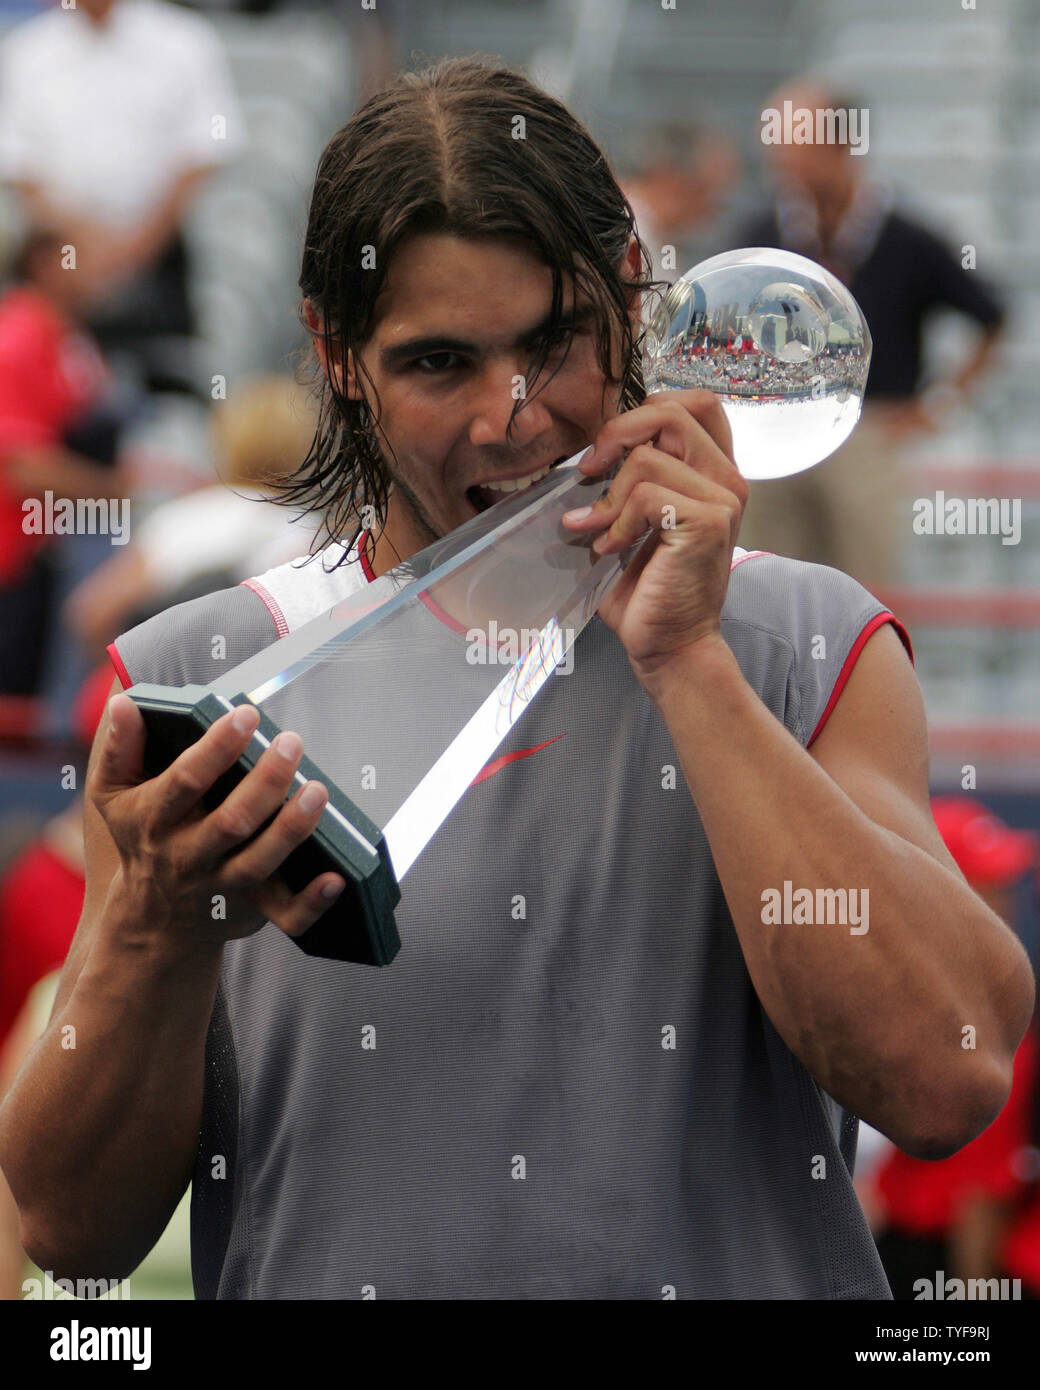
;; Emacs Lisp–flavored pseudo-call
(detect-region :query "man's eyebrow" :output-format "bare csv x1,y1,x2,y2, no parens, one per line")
379,304,596,367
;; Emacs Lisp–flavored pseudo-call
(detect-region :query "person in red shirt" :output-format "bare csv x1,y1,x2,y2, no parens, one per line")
0,223,122,695
0,662,111,1298
0,662,112,1054
870,796,1039,1298
993,1019,1040,1298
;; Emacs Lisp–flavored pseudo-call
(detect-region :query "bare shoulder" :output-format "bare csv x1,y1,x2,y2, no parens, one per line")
808,621,963,876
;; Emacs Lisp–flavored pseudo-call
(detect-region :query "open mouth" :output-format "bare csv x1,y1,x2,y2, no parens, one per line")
467,456,569,514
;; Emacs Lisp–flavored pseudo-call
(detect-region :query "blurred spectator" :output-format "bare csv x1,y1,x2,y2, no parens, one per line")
996,1018,1040,1300
736,77,1006,594
866,796,1039,1300
0,662,109,1059
0,966,193,1300
621,122,739,286
64,374,322,657
0,983,41,1299
0,0,244,390
0,660,190,1299
0,223,124,697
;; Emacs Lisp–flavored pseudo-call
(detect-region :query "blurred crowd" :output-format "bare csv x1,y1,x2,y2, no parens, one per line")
0,0,1034,1304
856,800,1040,1302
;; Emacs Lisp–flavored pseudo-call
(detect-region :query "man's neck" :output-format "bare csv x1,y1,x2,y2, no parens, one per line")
366,504,431,578
81,0,117,30
814,175,857,244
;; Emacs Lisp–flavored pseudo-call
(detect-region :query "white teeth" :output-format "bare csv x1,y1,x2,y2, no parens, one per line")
483,464,551,493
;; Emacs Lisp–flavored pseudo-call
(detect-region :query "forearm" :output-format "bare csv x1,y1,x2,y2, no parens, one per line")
0,1167,24,1299
124,166,210,268
0,880,223,1280
951,325,1002,394
0,983,57,1297
647,637,1031,1153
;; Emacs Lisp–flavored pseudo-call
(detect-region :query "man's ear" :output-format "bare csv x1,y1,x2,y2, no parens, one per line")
318,341,363,401
304,298,362,400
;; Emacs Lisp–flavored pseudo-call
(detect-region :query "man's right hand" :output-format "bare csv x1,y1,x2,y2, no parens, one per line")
91,693,346,951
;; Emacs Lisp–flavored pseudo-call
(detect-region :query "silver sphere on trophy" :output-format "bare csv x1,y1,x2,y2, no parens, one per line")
642,247,872,479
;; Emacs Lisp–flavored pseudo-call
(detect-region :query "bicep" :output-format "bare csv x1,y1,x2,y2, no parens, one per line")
807,621,965,878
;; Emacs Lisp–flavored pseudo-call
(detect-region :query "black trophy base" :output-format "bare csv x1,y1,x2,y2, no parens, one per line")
126,684,401,965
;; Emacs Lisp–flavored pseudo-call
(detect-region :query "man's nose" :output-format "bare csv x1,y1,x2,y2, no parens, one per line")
468,357,553,448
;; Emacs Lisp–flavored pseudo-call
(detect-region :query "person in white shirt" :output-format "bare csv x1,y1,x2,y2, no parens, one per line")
0,0,244,352
63,374,322,653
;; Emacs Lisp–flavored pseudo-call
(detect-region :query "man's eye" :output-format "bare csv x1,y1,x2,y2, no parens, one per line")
414,352,462,372
537,325,583,358
542,328,572,350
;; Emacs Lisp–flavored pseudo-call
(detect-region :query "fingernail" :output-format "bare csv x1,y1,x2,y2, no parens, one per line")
298,782,326,814
233,705,259,733
322,878,345,901
274,731,303,761
563,505,593,522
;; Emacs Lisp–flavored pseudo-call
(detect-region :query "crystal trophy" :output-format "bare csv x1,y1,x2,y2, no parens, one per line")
127,249,871,966
642,247,871,478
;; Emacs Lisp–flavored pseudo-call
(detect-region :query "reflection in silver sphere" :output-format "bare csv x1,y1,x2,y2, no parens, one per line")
747,282,828,363
642,248,872,480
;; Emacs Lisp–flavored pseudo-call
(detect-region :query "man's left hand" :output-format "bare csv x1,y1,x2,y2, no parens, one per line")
562,389,748,687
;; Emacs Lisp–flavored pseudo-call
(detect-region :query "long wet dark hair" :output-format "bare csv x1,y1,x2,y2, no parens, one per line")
277,54,658,563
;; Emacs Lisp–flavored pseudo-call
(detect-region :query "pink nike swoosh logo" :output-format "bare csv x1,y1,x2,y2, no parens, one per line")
470,734,565,787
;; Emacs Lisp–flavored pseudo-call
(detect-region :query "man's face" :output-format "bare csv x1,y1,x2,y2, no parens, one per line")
338,233,633,554
763,83,855,200
770,139,849,199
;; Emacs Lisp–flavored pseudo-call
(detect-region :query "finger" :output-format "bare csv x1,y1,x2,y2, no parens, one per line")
664,389,735,463
214,774,333,887
592,472,735,555
637,390,736,465
593,479,677,554
583,392,735,478
565,443,739,537
187,727,310,869
256,871,348,941
596,529,660,630
93,692,148,796
148,703,263,831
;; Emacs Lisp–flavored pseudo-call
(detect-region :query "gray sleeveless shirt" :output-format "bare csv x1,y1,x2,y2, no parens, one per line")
110,544,910,1299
